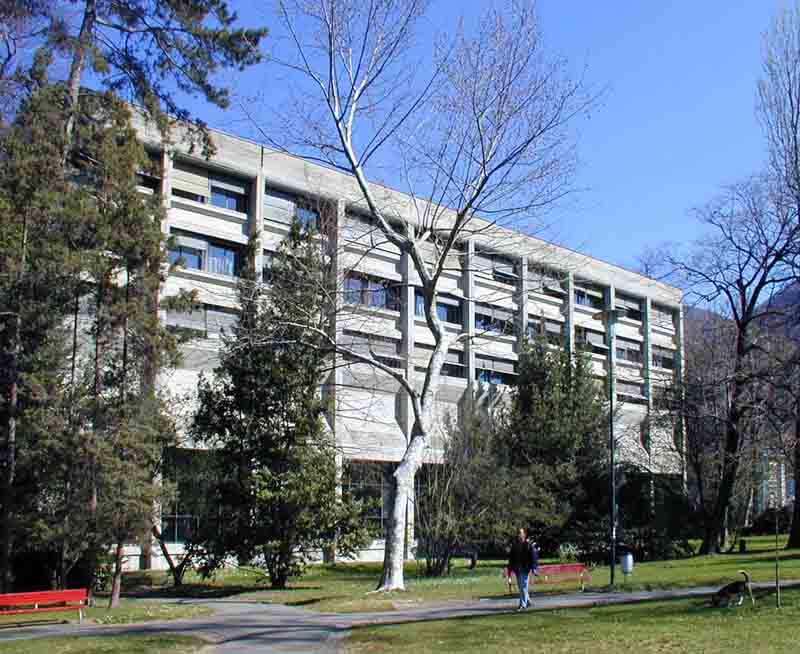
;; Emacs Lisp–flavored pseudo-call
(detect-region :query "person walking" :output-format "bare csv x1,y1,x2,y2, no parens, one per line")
508,527,536,610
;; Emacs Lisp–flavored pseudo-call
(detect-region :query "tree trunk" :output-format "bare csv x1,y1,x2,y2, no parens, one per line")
0,311,20,593
108,542,124,609
699,357,746,555
787,415,800,549
376,432,426,591
63,0,96,156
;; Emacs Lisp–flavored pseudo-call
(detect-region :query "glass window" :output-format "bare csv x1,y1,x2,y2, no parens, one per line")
168,246,203,271
297,205,320,231
172,188,206,203
414,291,461,324
207,243,238,276
574,288,605,310
211,186,247,213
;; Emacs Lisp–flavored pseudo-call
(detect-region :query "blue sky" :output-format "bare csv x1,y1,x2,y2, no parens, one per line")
188,1,787,272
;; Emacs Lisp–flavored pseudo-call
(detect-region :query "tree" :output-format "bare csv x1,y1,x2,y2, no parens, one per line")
757,2,800,549
0,84,89,592
271,0,594,591
497,336,609,555
193,223,370,589
45,0,267,153
662,177,799,553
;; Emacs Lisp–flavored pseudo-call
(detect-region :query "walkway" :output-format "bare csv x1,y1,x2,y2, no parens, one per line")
0,582,794,653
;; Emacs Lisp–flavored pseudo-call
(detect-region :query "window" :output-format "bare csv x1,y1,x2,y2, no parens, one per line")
413,345,466,378
168,229,242,277
616,337,643,364
210,173,249,213
475,303,516,335
575,326,607,355
617,381,646,400
342,330,403,368
264,187,322,232
527,318,563,345
211,187,245,212
616,293,643,321
475,356,516,385
652,345,676,370
528,264,565,297
342,461,393,535
166,304,239,339
474,250,518,285
652,303,675,329
574,284,605,310
344,274,401,311
172,188,206,203
414,290,462,325
137,150,161,193
297,204,320,232
160,448,215,544
207,243,239,276
168,240,204,271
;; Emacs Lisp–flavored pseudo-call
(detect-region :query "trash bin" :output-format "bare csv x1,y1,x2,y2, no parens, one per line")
621,552,634,576
739,539,747,553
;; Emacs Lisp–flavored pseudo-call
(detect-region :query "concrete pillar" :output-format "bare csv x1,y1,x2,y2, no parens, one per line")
517,256,529,353
463,240,477,392
565,272,575,354
252,171,265,281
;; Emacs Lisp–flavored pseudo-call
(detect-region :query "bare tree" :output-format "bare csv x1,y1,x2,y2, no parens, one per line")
662,176,799,553
266,0,594,590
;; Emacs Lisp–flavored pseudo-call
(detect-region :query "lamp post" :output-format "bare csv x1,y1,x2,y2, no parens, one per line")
593,308,625,587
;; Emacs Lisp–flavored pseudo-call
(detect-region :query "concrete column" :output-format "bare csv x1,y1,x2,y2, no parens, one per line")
516,256,529,353
252,171,265,281
565,272,575,354
643,297,653,452
463,240,477,392
606,286,617,413
675,303,687,485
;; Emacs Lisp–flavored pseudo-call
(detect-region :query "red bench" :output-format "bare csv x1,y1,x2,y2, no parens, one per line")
0,589,88,623
532,563,591,591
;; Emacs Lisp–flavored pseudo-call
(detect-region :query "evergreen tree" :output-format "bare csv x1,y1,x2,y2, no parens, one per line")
497,336,609,553
193,223,370,589
0,85,88,591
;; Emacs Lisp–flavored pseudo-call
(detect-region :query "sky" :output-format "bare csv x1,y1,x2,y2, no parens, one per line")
181,0,788,273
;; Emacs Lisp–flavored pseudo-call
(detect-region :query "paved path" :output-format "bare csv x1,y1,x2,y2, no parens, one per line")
0,582,795,653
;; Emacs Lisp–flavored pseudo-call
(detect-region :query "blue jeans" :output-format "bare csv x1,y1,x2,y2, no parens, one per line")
515,569,531,608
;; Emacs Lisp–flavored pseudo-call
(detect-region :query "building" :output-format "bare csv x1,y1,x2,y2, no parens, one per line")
130,116,684,567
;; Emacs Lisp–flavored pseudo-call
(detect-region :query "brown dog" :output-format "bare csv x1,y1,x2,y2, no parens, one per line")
711,570,754,607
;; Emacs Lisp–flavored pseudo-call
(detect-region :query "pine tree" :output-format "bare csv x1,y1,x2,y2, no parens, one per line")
193,223,370,589
497,336,609,551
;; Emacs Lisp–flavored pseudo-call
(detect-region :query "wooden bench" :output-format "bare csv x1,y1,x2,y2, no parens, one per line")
532,563,591,592
0,589,88,623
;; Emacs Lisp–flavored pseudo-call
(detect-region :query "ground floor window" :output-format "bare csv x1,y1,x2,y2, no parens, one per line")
342,460,395,536
160,447,215,544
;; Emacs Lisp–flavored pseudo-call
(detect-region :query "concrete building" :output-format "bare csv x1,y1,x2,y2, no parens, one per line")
130,117,684,567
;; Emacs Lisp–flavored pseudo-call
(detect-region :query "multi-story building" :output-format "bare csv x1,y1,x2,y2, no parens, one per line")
131,117,684,567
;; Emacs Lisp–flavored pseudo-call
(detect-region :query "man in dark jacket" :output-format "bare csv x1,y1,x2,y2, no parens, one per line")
508,527,536,610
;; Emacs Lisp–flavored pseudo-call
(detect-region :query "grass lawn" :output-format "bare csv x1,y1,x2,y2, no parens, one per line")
123,535,800,613
345,587,800,654
0,634,208,654
0,600,212,626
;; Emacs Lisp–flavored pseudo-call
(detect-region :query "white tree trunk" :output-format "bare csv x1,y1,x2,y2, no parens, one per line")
377,430,428,591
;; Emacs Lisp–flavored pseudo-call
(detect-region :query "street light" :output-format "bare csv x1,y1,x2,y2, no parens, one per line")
593,308,625,586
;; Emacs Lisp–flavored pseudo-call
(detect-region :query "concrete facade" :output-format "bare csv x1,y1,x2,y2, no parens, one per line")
127,117,684,569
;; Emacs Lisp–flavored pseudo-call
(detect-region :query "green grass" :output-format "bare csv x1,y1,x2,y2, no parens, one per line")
123,535,800,613
0,600,213,626
345,587,800,654
0,634,208,654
